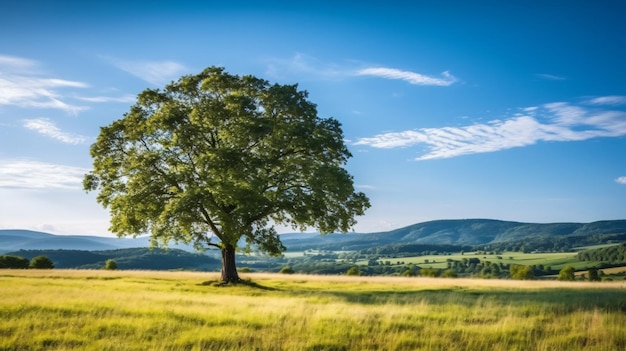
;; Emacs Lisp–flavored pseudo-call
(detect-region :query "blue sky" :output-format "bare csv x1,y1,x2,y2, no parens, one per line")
1,1,625,236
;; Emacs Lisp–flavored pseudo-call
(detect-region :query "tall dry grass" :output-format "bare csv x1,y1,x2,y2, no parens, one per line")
1,270,624,350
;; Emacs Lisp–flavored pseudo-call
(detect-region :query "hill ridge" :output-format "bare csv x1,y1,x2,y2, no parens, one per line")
3,219,626,253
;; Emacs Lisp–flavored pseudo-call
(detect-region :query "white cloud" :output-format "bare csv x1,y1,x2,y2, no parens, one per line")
616,176,626,185
0,55,89,114
265,54,458,87
104,57,188,86
587,95,626,106
536,73,566,81
23,118,89,144
0,159,88,189
264,53,344,80
74,94,136,103
356,67,457,86
355,101,626,160
355,184,376,190
0,55,38,70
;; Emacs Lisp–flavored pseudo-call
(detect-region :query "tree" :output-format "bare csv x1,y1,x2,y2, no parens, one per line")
419,268,439,277
346,266,361,276
84,67,370,283
442,269,457,278
558,265,576,281
104,259,118,270
587,267,601,282
510,264,534,280
279,265,295,274
29,256,54,269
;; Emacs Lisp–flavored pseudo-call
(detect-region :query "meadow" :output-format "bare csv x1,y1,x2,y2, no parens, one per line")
364,251,585,270
1,270,625,351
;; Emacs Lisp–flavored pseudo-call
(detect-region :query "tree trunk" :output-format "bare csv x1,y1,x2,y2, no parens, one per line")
220,244,240,283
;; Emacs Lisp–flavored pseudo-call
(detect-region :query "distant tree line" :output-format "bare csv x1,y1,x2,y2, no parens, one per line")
483,234,626,253
3,248,220,271
360,243,473,257
0,255,54,269
577,244,626,264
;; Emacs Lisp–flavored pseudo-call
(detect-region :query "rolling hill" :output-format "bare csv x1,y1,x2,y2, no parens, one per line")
279,219,626,251
4,247,220,270
0,229,192,254
3,219,626,255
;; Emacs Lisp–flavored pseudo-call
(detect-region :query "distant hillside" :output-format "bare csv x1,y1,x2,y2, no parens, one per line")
3,219,626,255
0,229,194,254
4,248,220,271
280,219,626,251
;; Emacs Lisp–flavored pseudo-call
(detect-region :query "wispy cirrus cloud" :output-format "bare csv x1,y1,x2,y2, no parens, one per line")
265,53,344,80
102,56,188,86
0,159,88,189
536,73,566,81
74,94,136,103
355,184,377,190
354,100,626,160
616,176,626,185
0,55,38,69
356,67,458,86
586,95,626,106
23,118,89,145
264,53,458,87
0,54,89,114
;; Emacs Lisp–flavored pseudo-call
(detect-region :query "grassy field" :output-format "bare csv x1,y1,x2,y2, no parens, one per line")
1,270,625,351
356,251,582,270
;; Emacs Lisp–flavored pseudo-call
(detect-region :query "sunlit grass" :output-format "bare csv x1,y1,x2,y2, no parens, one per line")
1,270,624,350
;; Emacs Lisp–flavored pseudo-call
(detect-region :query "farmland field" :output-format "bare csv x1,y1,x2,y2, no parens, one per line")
359,251,583,270
1,270,625,350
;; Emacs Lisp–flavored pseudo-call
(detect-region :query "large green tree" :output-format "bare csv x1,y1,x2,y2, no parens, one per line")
84,67,370,283
558,265,576,281
29,256,55,269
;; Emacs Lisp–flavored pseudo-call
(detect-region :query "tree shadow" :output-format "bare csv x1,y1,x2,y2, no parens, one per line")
238,278,280,291
198,278,279,291
301,287,626,312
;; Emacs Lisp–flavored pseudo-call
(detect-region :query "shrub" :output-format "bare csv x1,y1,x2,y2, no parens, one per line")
510,264,534,280
104,259,118,270
238,267,253,273
419,268,439,277
401,269,415,277
346,266,361,276
29,256,54,269
279,265,295,274
558,265,576,281
442,269,458,278
588,268,601,282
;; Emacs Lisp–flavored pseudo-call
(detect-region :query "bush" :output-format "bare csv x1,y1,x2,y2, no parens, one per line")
510,264,534,280
279,265,295,274
588,268,601,282
0,255,30,269
401,269,416,277
238,267,253,273
29,256,54,269
104,259,118,270
558,265,576,281
442,269,458,278
346,266,361,276
419,268,439,277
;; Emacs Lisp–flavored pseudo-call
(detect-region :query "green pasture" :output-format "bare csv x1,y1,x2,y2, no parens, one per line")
1,270,625,351
367,251,585,270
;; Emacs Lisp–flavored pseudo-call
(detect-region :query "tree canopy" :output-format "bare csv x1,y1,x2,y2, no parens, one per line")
29,256,54,269
558,265,576,281
84,67,370,282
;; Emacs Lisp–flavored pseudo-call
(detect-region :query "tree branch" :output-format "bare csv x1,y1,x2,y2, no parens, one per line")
199,205,222,239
